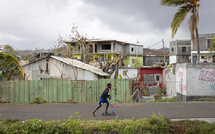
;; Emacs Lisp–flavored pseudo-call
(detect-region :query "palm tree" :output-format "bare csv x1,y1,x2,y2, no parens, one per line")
0,53,24,80
161,0,200,63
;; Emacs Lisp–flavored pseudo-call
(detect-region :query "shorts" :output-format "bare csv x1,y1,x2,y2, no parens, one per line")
98,98,109,106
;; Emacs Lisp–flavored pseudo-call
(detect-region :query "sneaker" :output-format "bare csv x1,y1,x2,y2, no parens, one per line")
92,112,95,117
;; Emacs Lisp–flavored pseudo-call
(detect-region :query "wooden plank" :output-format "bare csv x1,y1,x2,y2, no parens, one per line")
19,81,25,102
24,81,28,102
86,80,90,103
29,80,34,102
43,78,49,102
14,81,20,102
38,80,43,99
82,81,86,103
56,79,59,102
62,79,68,102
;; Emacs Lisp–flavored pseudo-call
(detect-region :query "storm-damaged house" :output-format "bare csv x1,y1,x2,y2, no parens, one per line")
65,39,144,67
22,56,109,80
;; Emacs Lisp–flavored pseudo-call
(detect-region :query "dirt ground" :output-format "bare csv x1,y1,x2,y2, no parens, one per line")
0,102,215,121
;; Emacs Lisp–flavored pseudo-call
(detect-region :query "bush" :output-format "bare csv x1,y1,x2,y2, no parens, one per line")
0,114,215,133
29,97,46,104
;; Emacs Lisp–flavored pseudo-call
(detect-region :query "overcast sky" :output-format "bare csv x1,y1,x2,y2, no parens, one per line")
0,0,214,50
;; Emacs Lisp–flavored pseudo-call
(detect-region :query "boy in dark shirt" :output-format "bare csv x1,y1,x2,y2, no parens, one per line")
92,83,111,117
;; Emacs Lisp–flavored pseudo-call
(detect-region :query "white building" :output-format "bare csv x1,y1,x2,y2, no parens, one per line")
191,33,215,63
22,56,109,80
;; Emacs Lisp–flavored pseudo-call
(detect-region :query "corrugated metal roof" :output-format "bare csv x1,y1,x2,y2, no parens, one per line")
51,56,110,76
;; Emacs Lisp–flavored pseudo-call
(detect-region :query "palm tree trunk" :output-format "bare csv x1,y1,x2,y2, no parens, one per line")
196,27,200,63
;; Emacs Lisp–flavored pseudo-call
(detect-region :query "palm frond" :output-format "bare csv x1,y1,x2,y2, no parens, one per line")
161,0,190,6
171,5,191,38
0,53,24,80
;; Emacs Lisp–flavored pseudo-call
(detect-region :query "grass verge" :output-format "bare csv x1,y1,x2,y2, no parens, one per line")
1,114,215,134
193,97,215,102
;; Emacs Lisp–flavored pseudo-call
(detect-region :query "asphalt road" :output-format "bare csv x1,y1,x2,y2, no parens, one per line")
0,102,215,121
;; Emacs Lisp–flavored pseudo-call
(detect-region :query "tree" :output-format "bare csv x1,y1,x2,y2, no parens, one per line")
54,32,74,58
161,0,201,63
56,25,127,79
69,25,93,63
208,37,215,62
0,53,24,80
3,45,18,57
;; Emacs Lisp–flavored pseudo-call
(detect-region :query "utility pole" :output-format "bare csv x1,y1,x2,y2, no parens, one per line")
162,39,165,64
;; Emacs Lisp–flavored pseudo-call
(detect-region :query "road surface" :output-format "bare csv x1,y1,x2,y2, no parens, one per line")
0,102,215,121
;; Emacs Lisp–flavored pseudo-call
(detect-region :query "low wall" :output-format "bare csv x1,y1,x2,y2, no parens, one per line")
176,63,215,101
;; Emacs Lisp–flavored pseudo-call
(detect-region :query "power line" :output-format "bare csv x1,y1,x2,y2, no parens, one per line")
147,41,162,49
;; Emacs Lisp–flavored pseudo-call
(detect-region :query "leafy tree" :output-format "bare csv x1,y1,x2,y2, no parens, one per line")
208,37,215,62
161,0,201,63
0,53,24,80
3,45,17,58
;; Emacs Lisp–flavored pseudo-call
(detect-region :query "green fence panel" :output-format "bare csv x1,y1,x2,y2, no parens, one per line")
0,78,132,103
48,79,56,102
62,79,66,102
38,80,43,98
29,80,34,102
0,82,5,100
19,81,25,103
67,79,72,102
91,81,97,103
71,81,77,102
43,79,49,102
82,81,86,103
86,81,92,103
57,78,69,102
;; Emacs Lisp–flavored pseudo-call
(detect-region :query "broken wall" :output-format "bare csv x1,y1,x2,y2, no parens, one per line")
165,68,177,97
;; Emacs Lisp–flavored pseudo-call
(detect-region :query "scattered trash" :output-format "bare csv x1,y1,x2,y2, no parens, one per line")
132,89,144,102
147,85,160,96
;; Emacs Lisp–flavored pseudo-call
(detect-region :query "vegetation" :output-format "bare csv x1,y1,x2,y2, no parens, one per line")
161,0,201,63
150,97,178,103
208,37,215,62
193,97,215,102
29,97,47,104
1,114,215,134
0,52,24,80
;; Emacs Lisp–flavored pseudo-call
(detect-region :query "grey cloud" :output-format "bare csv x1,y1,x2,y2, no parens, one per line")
82,0,215,35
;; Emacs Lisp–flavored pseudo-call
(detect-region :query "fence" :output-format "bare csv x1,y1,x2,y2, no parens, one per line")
0,78,132,103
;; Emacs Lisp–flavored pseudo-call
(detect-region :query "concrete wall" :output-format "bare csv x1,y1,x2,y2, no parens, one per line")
165,68,177,97
175,63,215,101
169,40,191,64
169,40,191,56
125,45,143,56
123,56,143,66
143,56,169,66
110,68,137,79
193,34,215,51
176,56,190,63
116,42,124,54
169,56,176,64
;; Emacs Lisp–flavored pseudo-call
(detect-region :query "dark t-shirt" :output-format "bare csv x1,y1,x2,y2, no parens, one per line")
100,87,110,100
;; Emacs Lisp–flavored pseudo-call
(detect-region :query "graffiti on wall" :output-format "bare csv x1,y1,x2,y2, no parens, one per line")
178,71,186,91
198,70,215,90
